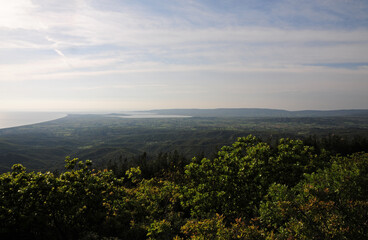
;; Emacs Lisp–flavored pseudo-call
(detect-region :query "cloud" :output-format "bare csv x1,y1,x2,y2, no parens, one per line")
3,24,368,79
0,0,367,111
0,0,46,30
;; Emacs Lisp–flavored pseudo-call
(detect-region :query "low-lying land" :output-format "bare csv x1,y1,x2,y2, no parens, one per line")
0,110,368,172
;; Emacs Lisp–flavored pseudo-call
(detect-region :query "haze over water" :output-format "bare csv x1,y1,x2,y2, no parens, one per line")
0,112,67,130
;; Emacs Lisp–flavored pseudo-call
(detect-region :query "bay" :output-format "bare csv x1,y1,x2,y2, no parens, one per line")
119,114,191,118
108,111,191,118
0,112,67,129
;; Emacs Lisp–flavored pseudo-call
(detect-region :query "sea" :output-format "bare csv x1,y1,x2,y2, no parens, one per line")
119,114,191,118
0,112,67,130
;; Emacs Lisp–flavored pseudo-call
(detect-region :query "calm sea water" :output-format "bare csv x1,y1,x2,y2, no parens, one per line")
119,114,191,118
0,112,67,130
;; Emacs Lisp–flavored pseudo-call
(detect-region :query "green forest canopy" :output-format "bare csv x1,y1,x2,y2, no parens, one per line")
0,135,367,239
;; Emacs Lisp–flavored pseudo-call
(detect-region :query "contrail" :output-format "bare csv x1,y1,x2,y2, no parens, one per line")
46,36,73,68
54,48,72,68
54,48,66,57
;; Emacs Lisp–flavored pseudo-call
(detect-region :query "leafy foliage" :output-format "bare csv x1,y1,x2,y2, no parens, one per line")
0,135,366,239
0,158,132,239
181,136,322,220
259,152,368,239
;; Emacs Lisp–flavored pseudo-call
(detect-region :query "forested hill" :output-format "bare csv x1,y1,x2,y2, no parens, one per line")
147,108,368,117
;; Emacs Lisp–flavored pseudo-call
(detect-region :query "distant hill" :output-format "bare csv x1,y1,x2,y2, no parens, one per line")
147,108,368,118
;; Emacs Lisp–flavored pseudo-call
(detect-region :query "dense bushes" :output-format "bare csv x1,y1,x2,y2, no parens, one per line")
0,135,366,239
259,153,368,239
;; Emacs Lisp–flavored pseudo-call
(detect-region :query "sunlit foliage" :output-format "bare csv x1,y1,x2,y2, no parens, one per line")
0,135,366,239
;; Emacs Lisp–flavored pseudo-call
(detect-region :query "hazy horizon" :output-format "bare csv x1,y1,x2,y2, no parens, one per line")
1,0,367,112
1,107,368,114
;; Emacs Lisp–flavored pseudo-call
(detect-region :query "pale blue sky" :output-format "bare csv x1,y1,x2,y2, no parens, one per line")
0,0,367,111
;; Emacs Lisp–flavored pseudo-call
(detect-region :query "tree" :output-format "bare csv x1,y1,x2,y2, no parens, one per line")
180,135,320,220
259,153,368,239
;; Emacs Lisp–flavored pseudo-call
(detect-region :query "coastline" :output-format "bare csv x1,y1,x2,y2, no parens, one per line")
0,112,68,130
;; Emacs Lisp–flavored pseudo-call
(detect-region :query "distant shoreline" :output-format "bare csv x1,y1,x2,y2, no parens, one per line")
0,112,67,130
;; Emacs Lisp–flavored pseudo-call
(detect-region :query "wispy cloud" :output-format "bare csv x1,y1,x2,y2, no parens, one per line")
0,0,367,111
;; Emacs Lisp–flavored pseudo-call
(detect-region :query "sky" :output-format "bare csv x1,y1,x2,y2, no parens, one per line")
0,0,367,112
